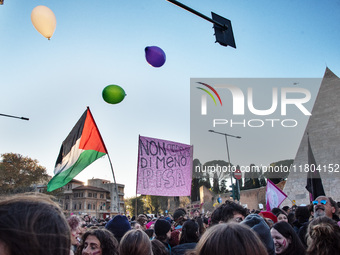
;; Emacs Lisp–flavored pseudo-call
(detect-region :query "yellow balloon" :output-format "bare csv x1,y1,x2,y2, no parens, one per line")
31,6,56,40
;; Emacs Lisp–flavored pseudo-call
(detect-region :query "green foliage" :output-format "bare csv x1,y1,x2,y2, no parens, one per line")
264,159,293,184
143,195,168,214
0,153,49,195
125,196,145,216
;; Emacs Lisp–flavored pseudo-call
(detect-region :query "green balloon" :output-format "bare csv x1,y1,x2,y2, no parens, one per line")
102,85,126,104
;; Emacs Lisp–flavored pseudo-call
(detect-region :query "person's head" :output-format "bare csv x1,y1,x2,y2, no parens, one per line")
210,200,247,225
192,209,200,218
136,214,148,229
77,229,118,255
105,215,131,242
282,206,290,214
173,208,187,225
154,219,172,242
259,211,277,228
0,193,71,255
306,216,340,255
276,211,288,223
79,220,88,237
313,196,337,219
179,219,199,244
295,206,310,223
144,228,155,240
241,213,275,255
195,217,206,236
190,223,268,255
271,221,305,255
119,229,152,255
68,215,81,246
151,239,170,255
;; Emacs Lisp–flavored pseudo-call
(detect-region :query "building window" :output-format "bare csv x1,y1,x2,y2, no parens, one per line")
88,193,92,197
74,204,77,210
100,193,104,199
65,204,68,210
79,203,82,210
93,204,96,210
93,193,97,198
65,195,69,199
88,204,91,210
67,184,71,190
80,192,83,197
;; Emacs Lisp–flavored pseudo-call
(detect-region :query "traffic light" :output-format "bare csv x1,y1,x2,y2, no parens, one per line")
229,184,235,200
235,180,240,201
229,182,240,201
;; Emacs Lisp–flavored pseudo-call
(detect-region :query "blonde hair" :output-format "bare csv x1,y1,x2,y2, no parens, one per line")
306,216,340,255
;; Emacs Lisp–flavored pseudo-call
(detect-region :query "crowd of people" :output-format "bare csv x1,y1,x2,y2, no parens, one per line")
0,193,340,255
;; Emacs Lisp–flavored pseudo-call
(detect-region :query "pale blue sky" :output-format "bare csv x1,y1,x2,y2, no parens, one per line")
1,0,339,197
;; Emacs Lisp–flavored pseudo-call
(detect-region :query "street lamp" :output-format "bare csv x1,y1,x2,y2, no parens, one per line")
208,130,241,200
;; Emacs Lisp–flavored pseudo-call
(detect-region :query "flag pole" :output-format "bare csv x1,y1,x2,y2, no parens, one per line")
86,107,120,214
106,153,120,214
135,135,141,217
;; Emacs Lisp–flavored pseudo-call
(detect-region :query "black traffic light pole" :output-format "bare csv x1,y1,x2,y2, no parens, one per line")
166,0,236,48
166,0,228,29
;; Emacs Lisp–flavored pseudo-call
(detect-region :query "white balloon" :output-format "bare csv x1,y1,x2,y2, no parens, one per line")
31,6,56,40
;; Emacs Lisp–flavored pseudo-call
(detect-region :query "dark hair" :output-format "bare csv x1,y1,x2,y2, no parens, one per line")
272,221,305,255
287,212,296,225
295,206,310,223
210,200,247,225
179,219,199,244
306,216,340,255
173,208,187,226
189,223,268,255
119,229,152,255
0,193,71,255
76,229,118,255
151,239,170,255
195,217,206,236
145,228,155,239
282,206,290,212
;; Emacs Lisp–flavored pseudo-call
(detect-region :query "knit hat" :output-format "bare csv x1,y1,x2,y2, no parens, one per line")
154,219,171,236
259,211,278,223
105,215,131,242
241,214,275,255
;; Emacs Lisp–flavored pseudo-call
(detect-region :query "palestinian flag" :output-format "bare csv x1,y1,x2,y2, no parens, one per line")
47,107,108,192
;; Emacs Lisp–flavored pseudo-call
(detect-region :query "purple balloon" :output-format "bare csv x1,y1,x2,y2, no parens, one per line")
145,46,166,68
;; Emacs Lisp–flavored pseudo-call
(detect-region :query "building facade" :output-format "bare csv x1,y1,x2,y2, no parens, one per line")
57,178,125,218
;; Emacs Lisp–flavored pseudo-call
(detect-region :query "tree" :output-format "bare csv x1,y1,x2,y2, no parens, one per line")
125,196,145,216
264,159,293,184
0,153,49,194
143,195,169,214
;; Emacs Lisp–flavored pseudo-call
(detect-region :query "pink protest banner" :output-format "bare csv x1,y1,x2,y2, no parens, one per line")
136,135,193,196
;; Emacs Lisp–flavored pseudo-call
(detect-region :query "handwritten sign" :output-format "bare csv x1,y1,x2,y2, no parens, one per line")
136,136,193,196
